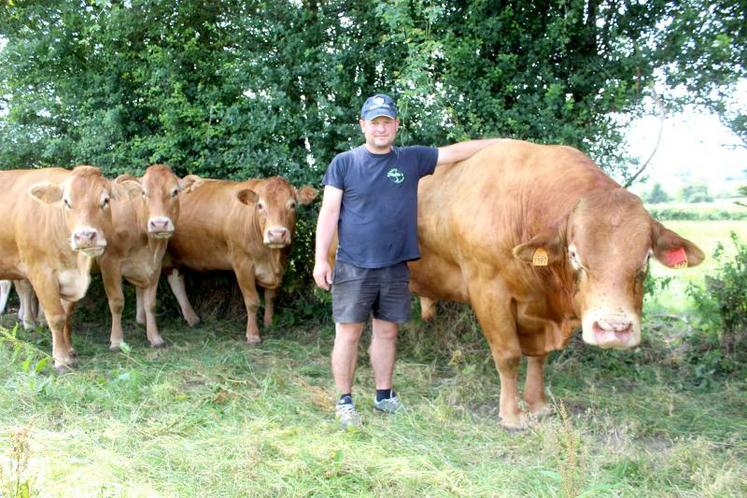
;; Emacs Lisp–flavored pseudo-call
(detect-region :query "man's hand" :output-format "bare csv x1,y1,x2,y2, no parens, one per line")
313,260,332,291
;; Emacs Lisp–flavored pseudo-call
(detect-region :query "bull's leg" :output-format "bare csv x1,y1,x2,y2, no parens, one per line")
233,261,261,344
142,279,165,348
420,296,437,322
28,272,75,371
0,280,11,314
100,260,126,351
166,269,200,326
135,287,146,325
525,355,552,417
469,280,527,429
263,287,275,328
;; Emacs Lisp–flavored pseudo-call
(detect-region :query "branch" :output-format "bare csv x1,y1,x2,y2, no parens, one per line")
623,90,666,189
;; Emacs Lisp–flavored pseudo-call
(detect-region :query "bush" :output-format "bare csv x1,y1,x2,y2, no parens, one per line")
686,232,747,371
647,207,747,221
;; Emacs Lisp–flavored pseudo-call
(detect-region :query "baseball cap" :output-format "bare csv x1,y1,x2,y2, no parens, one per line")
360,94,398,121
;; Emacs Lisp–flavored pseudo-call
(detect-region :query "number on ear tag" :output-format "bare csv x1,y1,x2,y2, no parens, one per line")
532,248,549,266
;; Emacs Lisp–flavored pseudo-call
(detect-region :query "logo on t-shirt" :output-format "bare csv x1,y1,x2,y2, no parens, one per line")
386,168,405,184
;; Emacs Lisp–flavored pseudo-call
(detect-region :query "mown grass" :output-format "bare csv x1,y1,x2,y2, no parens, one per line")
1,296,745,497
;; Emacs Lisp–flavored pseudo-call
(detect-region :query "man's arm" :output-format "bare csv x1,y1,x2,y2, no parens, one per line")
436,138,503,166
313,185,343,290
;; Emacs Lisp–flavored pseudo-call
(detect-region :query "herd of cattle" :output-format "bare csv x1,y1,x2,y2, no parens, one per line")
0,140,703,428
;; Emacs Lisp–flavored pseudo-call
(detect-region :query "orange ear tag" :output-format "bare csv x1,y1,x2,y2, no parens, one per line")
532,248,549,266
664,247,688,268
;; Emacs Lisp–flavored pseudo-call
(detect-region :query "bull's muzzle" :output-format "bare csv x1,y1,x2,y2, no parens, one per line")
264,227,290,248
148,216,175,239
582,312,640,350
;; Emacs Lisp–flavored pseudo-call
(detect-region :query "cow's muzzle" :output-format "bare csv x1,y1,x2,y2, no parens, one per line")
71,228,106,256
264,226,290,248
148,216,175,239
582,311,640,350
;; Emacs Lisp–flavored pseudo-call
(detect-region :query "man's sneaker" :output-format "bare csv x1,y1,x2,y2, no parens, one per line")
373,393,403,414
336,400,362,429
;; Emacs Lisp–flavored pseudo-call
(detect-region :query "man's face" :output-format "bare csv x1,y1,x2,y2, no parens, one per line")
359,116,399,151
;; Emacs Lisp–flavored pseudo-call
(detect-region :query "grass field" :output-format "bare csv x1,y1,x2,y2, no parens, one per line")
0,220,745,497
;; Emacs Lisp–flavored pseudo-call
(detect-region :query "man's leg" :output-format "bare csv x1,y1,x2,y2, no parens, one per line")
331,321,365,394
370,318,398,390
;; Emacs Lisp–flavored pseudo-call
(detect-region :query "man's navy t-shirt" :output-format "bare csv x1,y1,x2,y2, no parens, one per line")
322,145,438,269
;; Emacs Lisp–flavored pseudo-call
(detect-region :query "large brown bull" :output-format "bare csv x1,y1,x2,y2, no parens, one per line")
409,140,704,428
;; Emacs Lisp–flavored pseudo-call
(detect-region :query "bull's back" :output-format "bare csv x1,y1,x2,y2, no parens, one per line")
411,140,617,299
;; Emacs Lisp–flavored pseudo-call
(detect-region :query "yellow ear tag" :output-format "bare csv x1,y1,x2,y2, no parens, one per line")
532,248,549,266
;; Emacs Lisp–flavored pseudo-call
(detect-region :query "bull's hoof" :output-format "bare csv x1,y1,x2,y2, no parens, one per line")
69,350,79,359
528,403,554,420
151,340,167,349
246,336,262,346
109,344,121,352
263,318,273,328
500,414,530,432
185,315,200,327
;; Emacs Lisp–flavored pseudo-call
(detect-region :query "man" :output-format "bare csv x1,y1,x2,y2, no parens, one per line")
313,93,500,429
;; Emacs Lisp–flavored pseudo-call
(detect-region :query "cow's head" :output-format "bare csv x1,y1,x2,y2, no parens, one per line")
513,189,704,350
116,165,203,239
29,165,116,257
236,177,318,249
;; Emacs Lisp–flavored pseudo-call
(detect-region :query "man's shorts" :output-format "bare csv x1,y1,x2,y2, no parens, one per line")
331,260,411,324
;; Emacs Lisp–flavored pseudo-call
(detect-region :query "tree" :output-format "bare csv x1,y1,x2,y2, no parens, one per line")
643,183,671,204
680,184,713,203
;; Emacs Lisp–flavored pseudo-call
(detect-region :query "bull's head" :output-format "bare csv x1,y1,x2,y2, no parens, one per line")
235,177,318,249
116,166,203,239
29,165,116,257
513,189,704,350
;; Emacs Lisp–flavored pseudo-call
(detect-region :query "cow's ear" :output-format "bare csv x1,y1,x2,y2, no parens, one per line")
295,185,318,205
652,222,705,268
180,174,204,193
237,188,258,205
29,182,63,204
512,228,565,266
112,179,143,200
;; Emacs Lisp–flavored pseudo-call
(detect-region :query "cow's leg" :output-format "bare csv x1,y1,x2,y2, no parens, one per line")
263,287,275,328
15,279,38,330
100,261,126,351
142,279,165,348
233,261,261,344
166,269,200,326
525,355,552,417
469,280,526,429
0,280,11,314
28,272,74,371
135,287,146,325
61,299,78,358
420,296,437,322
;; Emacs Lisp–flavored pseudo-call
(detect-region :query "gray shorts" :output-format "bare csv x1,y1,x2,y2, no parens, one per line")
331,261,411,324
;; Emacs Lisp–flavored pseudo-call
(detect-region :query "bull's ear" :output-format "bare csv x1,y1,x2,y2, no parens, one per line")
237,188,258,205
512,228,565,266
295,185,318,205
29,182,63,204
653,222,705,268
180,174,204,193
112,179,143,200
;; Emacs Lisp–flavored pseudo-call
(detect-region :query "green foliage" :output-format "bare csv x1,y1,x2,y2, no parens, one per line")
647,206,747,221
679,183,714,203
687,232,747,371
642,182,671,204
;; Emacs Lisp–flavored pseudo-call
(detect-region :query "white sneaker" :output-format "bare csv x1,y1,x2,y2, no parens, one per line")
336,400,362,429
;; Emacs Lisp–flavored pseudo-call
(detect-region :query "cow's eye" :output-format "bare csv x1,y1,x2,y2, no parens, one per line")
289,201,296,210
63,198,71,209
257,201,266,212
171,188,179,198
101,197,110,208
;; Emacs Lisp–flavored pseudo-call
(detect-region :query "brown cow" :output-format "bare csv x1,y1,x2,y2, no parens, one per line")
97,165,202,351
0,166,125,371
408,140,704,429
163,176,317,343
